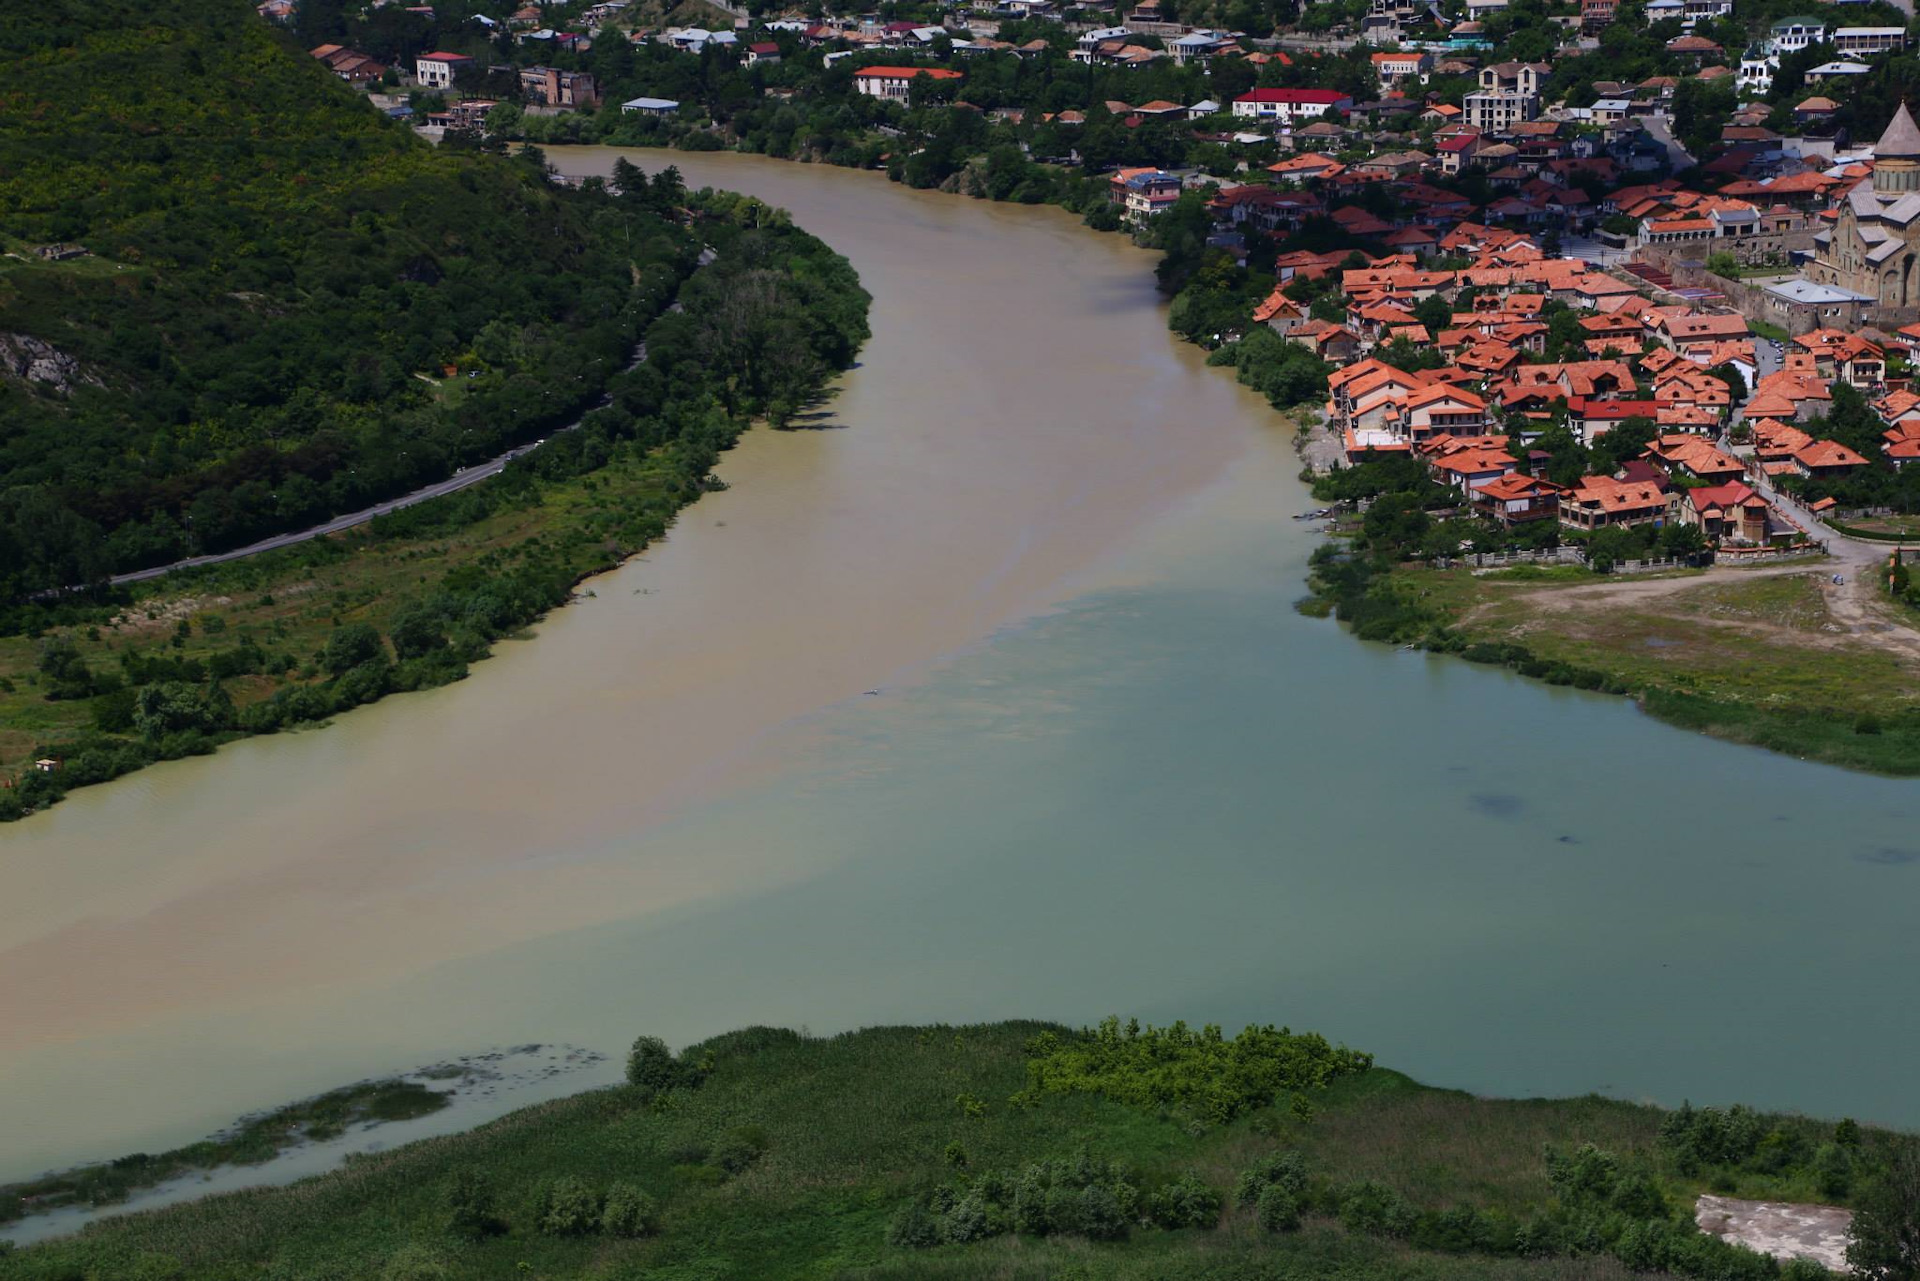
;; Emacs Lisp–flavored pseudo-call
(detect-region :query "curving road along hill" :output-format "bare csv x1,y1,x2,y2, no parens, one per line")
108,248,717,589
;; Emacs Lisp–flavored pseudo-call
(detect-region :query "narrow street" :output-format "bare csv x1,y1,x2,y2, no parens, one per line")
1641,114,1697,172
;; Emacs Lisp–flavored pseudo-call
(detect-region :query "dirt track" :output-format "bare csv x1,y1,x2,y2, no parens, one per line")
1470,557,1920,664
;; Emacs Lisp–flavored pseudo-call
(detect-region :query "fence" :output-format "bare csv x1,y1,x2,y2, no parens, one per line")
1430,547,1583,569
1432,547,1820,573
1714,544,1828,561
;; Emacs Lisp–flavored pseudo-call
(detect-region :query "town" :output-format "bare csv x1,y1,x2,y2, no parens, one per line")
18,2,1920,1278
281,0,1920,567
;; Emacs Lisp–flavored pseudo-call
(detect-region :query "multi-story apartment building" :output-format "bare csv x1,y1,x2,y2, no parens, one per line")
1833,26,1905,56
1463,61,1546,133
415,51,474,89
519,67,598,107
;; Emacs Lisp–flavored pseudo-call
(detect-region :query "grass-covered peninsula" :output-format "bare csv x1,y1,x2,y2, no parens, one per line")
4,1020,1909,1281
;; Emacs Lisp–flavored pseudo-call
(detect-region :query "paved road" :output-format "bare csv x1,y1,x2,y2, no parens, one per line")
105,248,717,590
1641,114,1697,173
1563,233,1630,268
109,440,554,587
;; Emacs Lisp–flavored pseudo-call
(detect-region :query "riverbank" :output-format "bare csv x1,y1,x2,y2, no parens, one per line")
572,136,1920,778
0,199,869,820
2,152,1296,1181
1298,532,1920,775
0,1020,1875,1279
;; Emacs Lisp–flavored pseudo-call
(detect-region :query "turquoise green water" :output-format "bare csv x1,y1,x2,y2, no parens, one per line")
4,151,1917,1195
396,455,1920,1125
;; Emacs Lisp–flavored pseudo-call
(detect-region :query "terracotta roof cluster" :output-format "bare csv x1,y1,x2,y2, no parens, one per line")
1645,434,1745,479
1562,474,1673,516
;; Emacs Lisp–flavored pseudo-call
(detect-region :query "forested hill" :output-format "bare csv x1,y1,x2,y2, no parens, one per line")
0,0,691,595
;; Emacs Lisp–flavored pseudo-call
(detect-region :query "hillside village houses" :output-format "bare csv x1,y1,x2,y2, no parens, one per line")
339,0,1920,554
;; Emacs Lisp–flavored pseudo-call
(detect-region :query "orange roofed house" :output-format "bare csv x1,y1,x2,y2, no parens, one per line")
853,66,963,100
1682,481,1773,544
1423,437,1518,496
1475,472,1565,526
1644,434,1745,484
1559,475,1678,530
1791,439,1869,480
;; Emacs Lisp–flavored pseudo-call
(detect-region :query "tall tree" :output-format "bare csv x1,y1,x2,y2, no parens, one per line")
1849,1140,1920,1280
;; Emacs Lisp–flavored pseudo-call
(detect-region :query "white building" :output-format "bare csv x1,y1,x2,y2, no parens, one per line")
1679,0,1731,26
1833,26,1905,56
1766,16,1828,55
1229,88,1353,123
1806,59,1872,82
852,65,964,99
1463,60,1546,132
666,26,738,50
415,51,474,88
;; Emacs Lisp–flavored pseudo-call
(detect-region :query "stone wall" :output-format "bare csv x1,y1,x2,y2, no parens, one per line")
1637,245,1912,332
1637,230,1815,269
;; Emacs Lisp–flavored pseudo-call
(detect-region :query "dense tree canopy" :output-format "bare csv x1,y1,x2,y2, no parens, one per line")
0,0,696,594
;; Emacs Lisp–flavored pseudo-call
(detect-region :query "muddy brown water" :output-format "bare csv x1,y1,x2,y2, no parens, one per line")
5,151,1920,1189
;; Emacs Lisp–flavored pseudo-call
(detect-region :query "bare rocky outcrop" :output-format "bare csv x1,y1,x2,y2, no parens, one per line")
0,332,101,394
1695,1194,1852,1273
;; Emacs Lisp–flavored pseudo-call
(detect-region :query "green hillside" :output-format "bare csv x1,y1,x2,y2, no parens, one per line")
1,1020,1897,1280
0,0,689,593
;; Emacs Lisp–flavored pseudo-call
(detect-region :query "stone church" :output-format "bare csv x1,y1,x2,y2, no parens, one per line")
1807,102,1920,308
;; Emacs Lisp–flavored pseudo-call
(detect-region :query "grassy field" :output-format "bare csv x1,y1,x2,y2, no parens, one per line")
1393,563,1920,774
1832,515,1920,539
0,1022,1877,1281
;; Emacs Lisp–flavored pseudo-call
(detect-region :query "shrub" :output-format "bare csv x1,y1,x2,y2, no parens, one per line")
1077,1182,1128,1240
322,622,384,675
1016,1018,1372,1123
1147,1173,1222,1230
444,1169,504,1240
1814,1143,1853,1198
533,1176,602,1236
600,1183,658,1238
1339,1179,1415,1238
945,1187,994,1243
712,1125,769,1175
1236,1150,1309,1207
1012,1166,1051,1235
1610,1173,1668,1220
887,1202,942,1249
1256,1184,1301,1234
1545,1143,1618,1203
626,1035,683,1091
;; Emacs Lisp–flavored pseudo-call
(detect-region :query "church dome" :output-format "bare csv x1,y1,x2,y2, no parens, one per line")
1876,101,1920,162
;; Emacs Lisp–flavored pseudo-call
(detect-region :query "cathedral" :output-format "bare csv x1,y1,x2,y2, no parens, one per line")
1806,102,1920,308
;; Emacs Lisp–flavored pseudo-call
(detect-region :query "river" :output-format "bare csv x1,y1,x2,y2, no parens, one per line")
3,150,1918,1194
